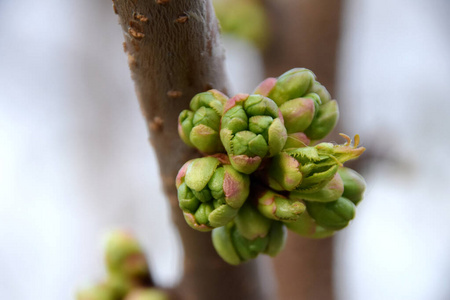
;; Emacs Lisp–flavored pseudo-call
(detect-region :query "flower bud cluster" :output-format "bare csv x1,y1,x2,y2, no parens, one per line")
77,230,168,300
176,68,366,265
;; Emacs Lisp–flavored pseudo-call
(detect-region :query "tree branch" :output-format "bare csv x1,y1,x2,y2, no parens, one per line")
262,1,344,299
112,1,275,299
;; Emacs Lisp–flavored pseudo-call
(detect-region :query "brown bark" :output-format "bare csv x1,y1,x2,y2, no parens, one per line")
111,1,275,299
263,0,342,94
262,1,344,300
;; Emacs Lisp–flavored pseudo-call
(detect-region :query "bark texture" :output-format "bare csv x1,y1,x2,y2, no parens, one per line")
112,1,275,299
262,1,344,300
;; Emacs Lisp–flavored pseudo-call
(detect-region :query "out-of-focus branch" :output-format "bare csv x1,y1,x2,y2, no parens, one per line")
111,1,275,299
263,0,342,94
262,1,343,299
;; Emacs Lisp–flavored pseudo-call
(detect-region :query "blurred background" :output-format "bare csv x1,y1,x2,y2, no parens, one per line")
1,0,450,299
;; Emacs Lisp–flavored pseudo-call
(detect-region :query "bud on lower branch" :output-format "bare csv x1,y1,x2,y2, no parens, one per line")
77,283,118,300
125,288,169,300
105,230,150,282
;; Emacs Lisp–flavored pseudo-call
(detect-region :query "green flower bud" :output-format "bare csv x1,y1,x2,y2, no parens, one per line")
235,202,272,240
212,222,269,265
267,68,316,106
306,197,356,230
212,206,287,265
178,89,228,154
176,157,250,231
125,288,169,300
255,187,306,222
304,100,339,140
220,94,287,174
284,132,310,149
178,110,195,147
290,173,344,202
264,221,287,256
104,230,150,281
77,283,118,300
285,210,335,239
306,81,331,104
338,167,366,205
279,97,315,133
211,223,242,265
231,223,270,262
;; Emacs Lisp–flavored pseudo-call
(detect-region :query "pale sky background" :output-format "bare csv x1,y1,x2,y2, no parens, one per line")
1,1,449,299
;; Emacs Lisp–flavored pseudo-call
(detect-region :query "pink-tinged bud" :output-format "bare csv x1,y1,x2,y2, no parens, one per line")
284,132,310,149
178,90,228,153
268,68,316,106
183,212,214,232
175,160,191,188
176,157,250,230
265,152,303,191
221,94,287,174
255,187,306,222
279,98,315,133
229,154,262,175
253,77,277,96
223,165,250,208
